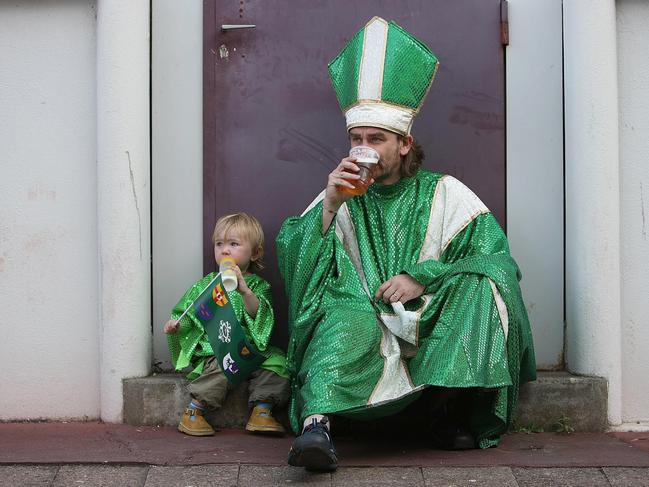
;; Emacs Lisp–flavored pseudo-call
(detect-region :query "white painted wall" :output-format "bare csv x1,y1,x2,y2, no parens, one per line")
97,0,151,422
151,1,204,370
0,1,100,419
506,0,564,369
0,0,151,422
563,0,623,425
617,0,649,425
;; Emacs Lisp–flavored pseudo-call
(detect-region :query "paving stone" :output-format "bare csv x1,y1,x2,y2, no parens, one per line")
239,465,331,486
144,465,239,487
512,467,610,486
603,467,649,486
53,465,149,486
422,467,517,486
0,465,58,486
333,467,424,486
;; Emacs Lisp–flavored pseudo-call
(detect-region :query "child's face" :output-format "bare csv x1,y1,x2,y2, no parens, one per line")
213,230,257,272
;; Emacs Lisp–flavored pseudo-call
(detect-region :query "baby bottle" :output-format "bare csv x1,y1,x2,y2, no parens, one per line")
339,145,380,196
219,256,238,292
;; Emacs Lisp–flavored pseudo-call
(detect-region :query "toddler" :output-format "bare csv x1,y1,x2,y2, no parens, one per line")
164,213,289,436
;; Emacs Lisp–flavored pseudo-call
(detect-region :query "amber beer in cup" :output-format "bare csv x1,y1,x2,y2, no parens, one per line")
339,145,380,196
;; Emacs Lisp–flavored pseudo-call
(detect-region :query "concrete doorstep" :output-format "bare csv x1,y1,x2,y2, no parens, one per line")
123,371,608,433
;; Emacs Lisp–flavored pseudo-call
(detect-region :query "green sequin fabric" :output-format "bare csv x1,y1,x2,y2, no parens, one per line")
167,273,288,380
381,22,438,110
327,19,438,112
276,171,536,447
328,27,364,111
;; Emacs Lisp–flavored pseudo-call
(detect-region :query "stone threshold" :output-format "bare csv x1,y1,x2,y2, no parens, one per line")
123,371,607,432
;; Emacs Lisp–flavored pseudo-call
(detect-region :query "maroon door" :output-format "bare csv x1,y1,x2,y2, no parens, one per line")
204,0,506,344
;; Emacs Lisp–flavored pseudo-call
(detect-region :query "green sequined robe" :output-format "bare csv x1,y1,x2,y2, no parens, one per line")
167,272,288,380
276,170,536,447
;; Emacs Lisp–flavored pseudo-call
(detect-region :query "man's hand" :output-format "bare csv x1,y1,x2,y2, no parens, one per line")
164,319,180,334
323,157,376,211
322,157,375,233
375,274,425,304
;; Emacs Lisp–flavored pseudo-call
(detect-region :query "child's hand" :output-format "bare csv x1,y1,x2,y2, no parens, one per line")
164,319,180,334
232,265,260,318
232,265,252,296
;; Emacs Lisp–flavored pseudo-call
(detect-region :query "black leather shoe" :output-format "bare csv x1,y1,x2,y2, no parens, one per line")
428,388,478,450
288,417,338,472
430,422,477,450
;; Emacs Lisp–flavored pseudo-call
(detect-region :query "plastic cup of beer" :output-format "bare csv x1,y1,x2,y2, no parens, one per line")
219,256,238,292
340,145,380,196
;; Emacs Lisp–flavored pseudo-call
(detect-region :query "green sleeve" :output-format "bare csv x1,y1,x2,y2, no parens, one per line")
167,273,216,379
276,201,338,328
240,275,274,353
402,213,511,294
276,201,338,374
241,275,290,379
407,211,537,395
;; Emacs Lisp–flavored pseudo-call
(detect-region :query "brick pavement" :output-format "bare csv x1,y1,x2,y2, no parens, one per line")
1,465,649,486
0,424,647,486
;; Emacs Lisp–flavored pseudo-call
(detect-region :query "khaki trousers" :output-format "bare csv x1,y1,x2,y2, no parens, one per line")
188,356,290,410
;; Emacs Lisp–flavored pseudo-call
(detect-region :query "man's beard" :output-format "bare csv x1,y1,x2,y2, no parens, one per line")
374,147,402,183
374,171,389,183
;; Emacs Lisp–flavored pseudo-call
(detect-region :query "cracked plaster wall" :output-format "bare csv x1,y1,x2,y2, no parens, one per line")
96,0,151,422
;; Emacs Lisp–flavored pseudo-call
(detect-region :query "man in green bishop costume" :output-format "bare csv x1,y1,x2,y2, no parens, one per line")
277,16,536,472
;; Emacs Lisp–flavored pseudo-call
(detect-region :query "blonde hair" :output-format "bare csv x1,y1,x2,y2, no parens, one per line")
212,213,265,271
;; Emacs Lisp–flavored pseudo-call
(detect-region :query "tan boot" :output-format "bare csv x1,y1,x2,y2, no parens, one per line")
178,408,215,436
245,405,286,434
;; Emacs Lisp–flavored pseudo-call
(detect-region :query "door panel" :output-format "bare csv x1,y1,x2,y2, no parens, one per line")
204,0,506,345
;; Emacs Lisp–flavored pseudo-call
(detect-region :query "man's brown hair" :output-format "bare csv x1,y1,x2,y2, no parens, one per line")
398,136,425,177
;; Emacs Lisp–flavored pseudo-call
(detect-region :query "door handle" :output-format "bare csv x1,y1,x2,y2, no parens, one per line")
221,24,256,32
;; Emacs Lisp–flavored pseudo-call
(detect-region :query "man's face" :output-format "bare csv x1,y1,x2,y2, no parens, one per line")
349,127,412,185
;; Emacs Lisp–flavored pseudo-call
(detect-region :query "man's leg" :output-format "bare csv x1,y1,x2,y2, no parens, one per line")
410,271,513,449
288,414,337,472
427,387,476,450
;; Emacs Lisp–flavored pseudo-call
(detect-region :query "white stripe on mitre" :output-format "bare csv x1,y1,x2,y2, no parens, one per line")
349,18,415,135
418,175,489,262
358,17,388,101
